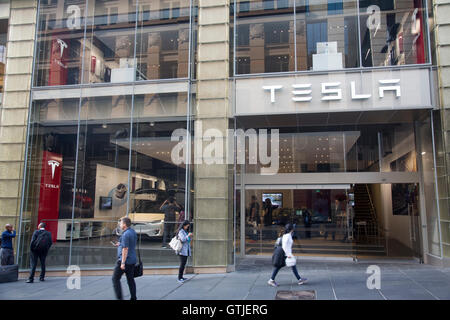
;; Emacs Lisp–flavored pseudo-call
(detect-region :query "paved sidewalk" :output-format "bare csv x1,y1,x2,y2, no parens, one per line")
1,258,450,300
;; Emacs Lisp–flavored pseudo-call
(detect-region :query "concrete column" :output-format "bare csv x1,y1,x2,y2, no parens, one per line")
193,0,234,272
433,0,450,259
0,0,37,229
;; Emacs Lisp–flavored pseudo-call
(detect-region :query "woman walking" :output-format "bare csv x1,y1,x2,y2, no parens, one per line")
268,224,307,287
177,220,192,283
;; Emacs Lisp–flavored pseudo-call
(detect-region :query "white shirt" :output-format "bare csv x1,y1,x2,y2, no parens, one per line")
282,233,293,257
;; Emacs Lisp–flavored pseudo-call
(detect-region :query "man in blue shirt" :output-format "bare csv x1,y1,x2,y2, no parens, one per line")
112,216,137,300
1,224,16,266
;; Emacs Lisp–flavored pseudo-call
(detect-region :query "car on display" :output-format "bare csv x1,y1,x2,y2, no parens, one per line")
128,188,185,239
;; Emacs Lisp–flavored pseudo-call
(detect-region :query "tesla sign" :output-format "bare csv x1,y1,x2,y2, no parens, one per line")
262,79,401,103
235,69,433,115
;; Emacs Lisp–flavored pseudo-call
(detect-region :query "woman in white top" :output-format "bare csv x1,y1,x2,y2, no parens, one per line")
268,224,307,287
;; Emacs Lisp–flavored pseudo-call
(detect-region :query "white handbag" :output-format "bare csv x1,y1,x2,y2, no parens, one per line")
285,256,296,267
169,235,183,252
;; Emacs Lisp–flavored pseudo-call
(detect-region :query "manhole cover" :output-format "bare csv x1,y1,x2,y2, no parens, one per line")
275,290,316,300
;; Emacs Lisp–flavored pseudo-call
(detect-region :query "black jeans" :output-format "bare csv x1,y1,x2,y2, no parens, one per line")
178,255,188,280
29,250,47,280
112,260,136,300
271,265,301,281
0,248,14,266
162,222,175,245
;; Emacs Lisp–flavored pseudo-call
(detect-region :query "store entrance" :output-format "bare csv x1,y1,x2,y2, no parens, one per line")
239,183,423,260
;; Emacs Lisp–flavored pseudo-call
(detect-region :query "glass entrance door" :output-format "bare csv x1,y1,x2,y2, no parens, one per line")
240,183,424,260
243,185,356,258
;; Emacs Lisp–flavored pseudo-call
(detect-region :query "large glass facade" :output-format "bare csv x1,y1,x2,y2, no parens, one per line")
236,113,436,260
19,0,196,271
34,0,191,87
234,0,429,74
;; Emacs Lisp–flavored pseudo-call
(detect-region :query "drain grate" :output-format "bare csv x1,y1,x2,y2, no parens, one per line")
275,290,316,300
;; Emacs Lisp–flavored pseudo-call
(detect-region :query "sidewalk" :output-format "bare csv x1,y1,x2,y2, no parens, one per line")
1,258,450,300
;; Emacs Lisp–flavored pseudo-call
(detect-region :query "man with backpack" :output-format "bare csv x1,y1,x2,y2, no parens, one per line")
26,222,52,283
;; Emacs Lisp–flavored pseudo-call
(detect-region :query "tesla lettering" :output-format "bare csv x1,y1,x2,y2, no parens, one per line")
262,79,401,103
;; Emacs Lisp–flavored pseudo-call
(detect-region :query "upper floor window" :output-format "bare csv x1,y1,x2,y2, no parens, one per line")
34,0,192,87
235,0,429,75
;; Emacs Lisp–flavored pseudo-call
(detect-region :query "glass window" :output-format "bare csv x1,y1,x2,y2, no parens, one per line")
84,0,137,84
359,0,427,67
34,1,87,86
0,19,8,100
71,93,132,268
135,0,190,81
381,123,417,172
235,0,295,74
129,120,190,266
297,0,359,71
19,99,79,269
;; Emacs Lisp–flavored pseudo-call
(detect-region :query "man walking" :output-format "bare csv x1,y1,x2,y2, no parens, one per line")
26,222,52,283
112,216,137,300
160,196,180,248
1,224,16,266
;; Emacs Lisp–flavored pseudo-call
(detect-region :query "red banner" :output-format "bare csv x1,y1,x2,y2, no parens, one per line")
37,151,63,242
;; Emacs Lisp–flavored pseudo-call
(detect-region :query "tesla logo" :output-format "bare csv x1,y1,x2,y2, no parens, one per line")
57,39,68,59
48,160,60,180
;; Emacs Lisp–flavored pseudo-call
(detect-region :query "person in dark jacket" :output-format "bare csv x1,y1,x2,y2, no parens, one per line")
160,197,181,248
1,224,16,265
26,222,52,283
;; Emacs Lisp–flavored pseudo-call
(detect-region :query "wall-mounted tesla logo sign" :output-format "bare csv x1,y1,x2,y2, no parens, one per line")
48,160,60,180
57,39,68,59
263,79,401,104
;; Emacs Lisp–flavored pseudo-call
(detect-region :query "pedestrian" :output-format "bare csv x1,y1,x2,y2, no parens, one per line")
263,198,274,227
112,216,138,300
26,222,52,283
176,220,192,283
248,195,260,241
160,196,181,248
1,224,16,266
268,223,307,287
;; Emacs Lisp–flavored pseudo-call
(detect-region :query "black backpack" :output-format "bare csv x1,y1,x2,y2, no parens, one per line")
32,231,51,252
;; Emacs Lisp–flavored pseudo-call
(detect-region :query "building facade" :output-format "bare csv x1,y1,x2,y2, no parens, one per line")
0,0,449,273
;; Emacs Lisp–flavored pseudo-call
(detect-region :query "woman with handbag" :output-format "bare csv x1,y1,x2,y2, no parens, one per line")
177,220,193,283
268,224,307,287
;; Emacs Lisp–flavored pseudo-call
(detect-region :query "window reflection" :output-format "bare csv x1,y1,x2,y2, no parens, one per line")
235,0,428,74
359,0,426,67
34,1,87,86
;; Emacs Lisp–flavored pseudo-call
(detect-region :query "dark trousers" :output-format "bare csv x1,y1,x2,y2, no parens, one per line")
0,248,14,266
162,222,175,245
29,250,47,280
178,255,188,280
112,260,136,300
271,265,301,281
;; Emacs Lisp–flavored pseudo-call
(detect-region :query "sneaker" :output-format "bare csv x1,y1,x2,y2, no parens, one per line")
298,278,308,285
181,277,189,281
26,279,33,283
39,278,45,282
177,278,185,284
267,279,278,287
